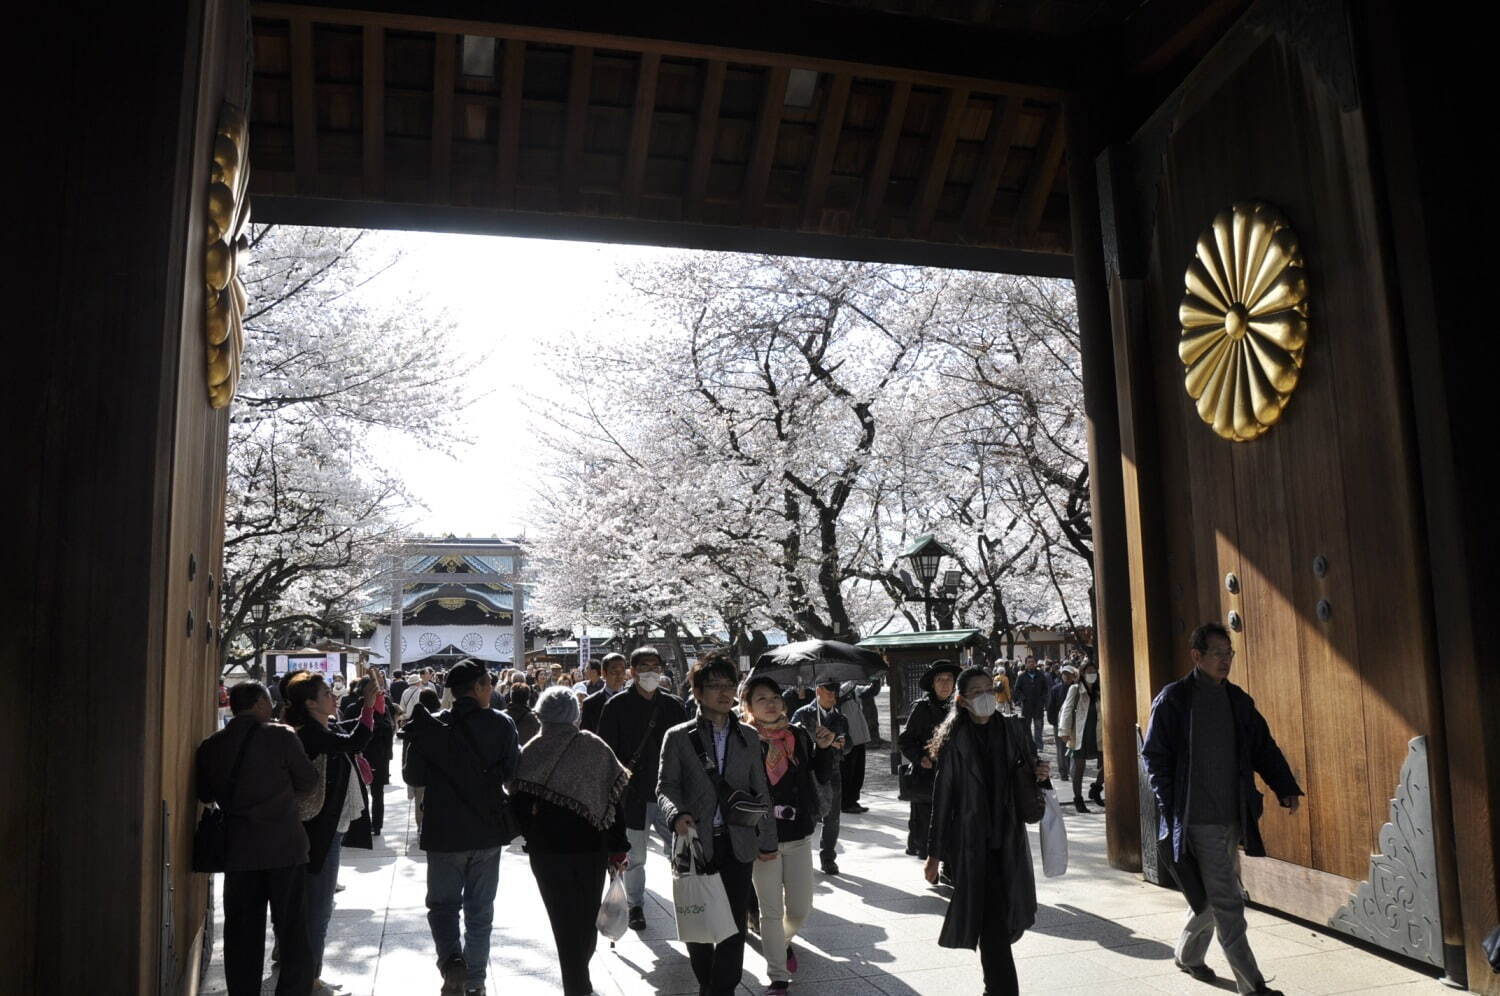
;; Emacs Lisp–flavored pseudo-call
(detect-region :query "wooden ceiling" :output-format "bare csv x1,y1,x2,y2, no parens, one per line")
247,3,1116,274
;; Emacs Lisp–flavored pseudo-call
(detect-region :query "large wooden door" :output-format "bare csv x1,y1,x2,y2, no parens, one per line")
1102,0,1462,974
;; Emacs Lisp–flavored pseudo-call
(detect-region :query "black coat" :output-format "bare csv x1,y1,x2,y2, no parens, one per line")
579,687,622,734
897,694,950,799
402,698,521,852
1045,680,1070,728
927,716,1040,950
597,686,688,827
341,695,395,785
790,701,848,759
296,712,374,872
1013,669,1049,720
196,716,320,871
1141,670,1303,864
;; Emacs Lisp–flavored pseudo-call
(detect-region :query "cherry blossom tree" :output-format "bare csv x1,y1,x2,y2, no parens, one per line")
220,225,473,672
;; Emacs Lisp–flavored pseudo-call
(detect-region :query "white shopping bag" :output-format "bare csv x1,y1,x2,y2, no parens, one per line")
1039,788,1069,878
596,867,629,942
671,827,738,945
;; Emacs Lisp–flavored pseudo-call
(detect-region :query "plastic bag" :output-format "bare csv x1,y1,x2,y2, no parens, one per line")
671,828,738,944
596,867,629,942
1039,787,1069,878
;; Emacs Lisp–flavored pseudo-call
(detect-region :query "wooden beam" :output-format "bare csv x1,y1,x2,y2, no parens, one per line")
560,46,593,211
252,2,1068,100
289,16,317,191
1013,105,1066,241
431,33,455,198
959,95,1022,237
685,59,727,223
622,51,661,214
858,80,911,232
800,72,852,230
911,86,970,237
496,39,524,207
362,25,385,196
742,65,789,224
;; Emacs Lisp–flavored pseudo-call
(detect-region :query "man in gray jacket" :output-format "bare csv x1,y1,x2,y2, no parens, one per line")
658,652,777,996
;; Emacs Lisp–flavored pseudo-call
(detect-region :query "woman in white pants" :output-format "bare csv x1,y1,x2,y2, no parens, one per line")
742,676,838,994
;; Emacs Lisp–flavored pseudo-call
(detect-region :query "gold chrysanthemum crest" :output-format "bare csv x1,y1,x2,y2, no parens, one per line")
1179,201,1309,441
205,102,251,409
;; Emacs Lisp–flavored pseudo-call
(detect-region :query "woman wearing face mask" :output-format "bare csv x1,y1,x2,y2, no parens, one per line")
1058,660,1104,813
924,666,1048,996
897,660,960,859
742,676,837,993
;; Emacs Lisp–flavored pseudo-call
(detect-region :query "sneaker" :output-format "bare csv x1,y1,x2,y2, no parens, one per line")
765,983,790,994
628,905,647,931
440,954,467,994
786,945,798,974
333,882,346,893
1174,959,1215,981
820,857,840,875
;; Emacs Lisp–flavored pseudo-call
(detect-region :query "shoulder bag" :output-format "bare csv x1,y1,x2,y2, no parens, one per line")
1004,717,1047,825
192,723,260,873
688,726,769,829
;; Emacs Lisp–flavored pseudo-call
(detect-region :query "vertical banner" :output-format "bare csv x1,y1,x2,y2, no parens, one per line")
579,631,591,670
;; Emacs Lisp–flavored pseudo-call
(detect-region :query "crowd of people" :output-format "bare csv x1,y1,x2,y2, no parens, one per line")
198,623,1300,996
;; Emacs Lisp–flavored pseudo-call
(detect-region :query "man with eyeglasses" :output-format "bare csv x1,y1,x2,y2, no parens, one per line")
598,645,688,931
1142,622,1303,996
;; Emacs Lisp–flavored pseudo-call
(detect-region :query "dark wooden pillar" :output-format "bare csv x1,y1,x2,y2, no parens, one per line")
1359,5,1499,989
1065,95,1142,872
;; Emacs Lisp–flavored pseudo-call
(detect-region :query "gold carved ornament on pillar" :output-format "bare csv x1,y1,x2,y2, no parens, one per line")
1178,201,1309,441
205,103,251,409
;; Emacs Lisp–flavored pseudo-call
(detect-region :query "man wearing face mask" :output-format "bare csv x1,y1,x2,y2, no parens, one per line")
598,645,688,931
1059,657,1104,812
897,660,960,859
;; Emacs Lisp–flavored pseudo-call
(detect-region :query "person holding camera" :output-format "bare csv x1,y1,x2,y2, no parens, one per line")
742,675,837,993
657,652,778,996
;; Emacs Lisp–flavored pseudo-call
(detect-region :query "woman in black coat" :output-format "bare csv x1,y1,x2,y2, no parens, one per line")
285,670,377,988
924,666,1049,996
897,660,959,859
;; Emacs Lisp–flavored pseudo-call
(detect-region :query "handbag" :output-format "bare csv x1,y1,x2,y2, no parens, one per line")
192,723,260,873
670,827,738,945
596,867,629,942
1005,718,1047,825
1039,787,1069,877
688,728,769,829
296,754,328,821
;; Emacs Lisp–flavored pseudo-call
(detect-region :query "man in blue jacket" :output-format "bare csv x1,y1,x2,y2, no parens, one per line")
1141,622,1303,996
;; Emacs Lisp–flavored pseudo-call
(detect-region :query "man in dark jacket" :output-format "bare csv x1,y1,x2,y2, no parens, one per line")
1012,657,1050,752
897,660,958,858
196,681,319,996
792,677,850,874
1142,622,1303,996
837,677,881,814
403,660,521,996
597,645,687,929
1047,665,1077,780
579,652,628,733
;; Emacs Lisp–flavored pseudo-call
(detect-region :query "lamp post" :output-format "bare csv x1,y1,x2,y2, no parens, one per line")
901,534,955,632
251,601,270,681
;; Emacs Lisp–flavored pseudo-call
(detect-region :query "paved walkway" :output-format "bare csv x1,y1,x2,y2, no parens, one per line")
204,731,1452,995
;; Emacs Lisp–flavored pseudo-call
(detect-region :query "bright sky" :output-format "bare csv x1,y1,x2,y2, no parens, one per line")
366,232,680,538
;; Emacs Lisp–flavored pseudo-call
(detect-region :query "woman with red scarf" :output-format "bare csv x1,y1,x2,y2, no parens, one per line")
742,676,838,993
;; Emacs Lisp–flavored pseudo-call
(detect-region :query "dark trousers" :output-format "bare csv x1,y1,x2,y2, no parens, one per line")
1071,750,1104,801
688,830,754,995
907,798,932,857
841,744,866,806
223,865,313,996
820,764,842,861
369,780,386,832
978,851,1020,995
530,851,606,996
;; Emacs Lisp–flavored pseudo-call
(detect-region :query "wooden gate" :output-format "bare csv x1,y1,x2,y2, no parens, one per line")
1098,1,1464,979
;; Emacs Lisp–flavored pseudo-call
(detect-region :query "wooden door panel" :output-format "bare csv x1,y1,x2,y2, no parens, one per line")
1125,19,1440,883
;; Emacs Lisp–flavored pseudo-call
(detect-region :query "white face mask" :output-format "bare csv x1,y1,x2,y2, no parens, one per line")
635,672,662,693
1084,673,1098,685
968,692,998,718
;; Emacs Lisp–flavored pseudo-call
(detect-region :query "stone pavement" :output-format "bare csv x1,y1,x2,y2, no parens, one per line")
203,732,1452,996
